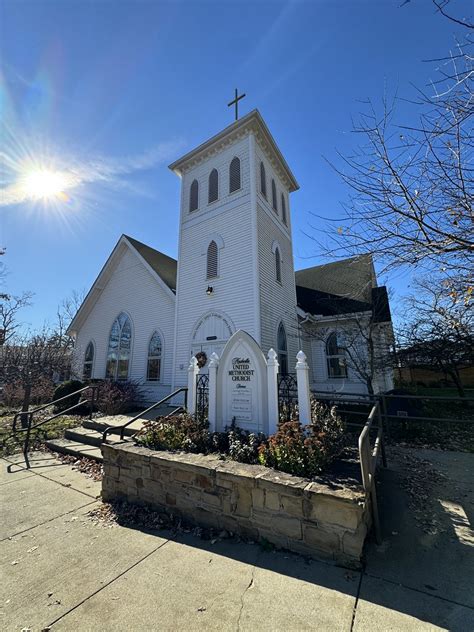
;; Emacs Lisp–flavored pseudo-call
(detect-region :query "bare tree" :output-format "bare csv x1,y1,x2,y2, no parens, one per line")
52,289,85,349
316,3,473,297
1,327,72,426
398,277,474,397
0,292,34,345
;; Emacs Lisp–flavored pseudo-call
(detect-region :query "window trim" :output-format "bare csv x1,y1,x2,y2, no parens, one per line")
146,330,164,383
325,331,348,379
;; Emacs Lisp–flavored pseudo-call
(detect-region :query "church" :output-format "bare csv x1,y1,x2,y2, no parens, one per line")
68,109,394,402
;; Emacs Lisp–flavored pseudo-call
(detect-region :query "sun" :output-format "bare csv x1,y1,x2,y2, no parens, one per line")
20,168,71,202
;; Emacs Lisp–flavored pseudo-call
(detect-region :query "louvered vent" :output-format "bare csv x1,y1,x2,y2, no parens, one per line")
208,169,218,203
260,162,266,197
207,241,218,279
281,194,287,224
275,248,282,283
229,157,241,193
189,179,199,212
272,179,277,212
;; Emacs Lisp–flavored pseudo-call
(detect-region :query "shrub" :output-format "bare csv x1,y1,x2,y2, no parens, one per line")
258,399,345,478
2,381,24,408
137,413,211,454
53,380,84,413
227,426,266,464
97,380,142,416
2,377,56,409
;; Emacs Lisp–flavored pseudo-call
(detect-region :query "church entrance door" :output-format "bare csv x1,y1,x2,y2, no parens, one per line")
190,312,235,373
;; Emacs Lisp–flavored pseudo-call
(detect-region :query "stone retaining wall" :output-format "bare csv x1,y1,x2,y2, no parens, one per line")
102,443,371,567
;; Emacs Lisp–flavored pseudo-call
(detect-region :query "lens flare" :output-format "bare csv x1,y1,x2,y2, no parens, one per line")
20,168,71,201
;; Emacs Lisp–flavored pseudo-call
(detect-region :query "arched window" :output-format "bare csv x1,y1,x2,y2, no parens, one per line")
208,169,218,203
229,157,241,193
260,162,267,197
189,179,199,212
207,240,218,279
147,331,162,381
277,322,288,375
281,193,287,225
326,332,348,379
272,179,278,212
83,341,94,380
106,312,132,380
275,246,282,283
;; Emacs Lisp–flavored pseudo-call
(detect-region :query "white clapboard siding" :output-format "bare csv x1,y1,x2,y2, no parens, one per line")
73,246,176,402
173,136,258,387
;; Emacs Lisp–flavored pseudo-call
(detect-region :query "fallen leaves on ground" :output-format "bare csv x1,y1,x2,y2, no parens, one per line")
388,446,447,535
46,450,103,481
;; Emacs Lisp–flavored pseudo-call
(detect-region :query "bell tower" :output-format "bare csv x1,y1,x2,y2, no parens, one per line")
169,109,299,388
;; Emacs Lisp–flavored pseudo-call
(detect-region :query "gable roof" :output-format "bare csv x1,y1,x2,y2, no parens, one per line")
296,285,391,323
67,235,177,335
295,255,376,303
124,235,177,291
169,109,299,193
296,286,372,318
295,255,391,323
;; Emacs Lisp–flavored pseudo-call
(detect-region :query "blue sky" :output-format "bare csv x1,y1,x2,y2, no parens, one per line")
0,0,468,330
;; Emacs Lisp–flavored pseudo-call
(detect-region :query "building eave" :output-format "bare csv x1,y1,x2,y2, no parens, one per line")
168,109,299,193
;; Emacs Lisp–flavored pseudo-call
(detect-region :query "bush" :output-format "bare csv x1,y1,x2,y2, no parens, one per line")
227,426,266,464
136,398,346,479
53,380,84,413
137,413,211,454
2,377,56,409
97,380,142,415
258,399,345,478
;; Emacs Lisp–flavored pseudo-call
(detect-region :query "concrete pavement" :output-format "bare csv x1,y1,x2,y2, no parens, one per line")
1,448,473,631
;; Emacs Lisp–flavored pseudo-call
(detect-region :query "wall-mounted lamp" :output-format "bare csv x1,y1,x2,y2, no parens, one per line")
206,286,214,295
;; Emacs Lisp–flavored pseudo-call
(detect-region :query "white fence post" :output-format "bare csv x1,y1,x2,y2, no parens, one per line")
295,350,311,425
187,356,199,416
208,352,219,432
267,348,279,435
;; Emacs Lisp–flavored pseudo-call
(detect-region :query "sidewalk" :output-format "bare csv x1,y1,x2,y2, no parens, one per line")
1,448,473,631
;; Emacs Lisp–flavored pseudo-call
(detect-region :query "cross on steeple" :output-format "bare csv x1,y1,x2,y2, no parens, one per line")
228,89,246,121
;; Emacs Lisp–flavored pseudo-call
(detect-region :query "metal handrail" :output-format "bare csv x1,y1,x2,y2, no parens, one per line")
102,387,188,443
12,385,97,432
358,401,386,545
11,384,99,470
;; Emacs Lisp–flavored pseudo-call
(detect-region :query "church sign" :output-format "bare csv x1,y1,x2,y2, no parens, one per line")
216,330,268,433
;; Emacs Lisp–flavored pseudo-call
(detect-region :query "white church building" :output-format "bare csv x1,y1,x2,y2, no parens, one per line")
68,109,394,403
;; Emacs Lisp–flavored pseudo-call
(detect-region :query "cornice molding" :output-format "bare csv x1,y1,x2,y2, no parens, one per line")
169,110,299,192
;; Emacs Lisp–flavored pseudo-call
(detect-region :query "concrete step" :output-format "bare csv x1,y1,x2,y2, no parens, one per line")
45,438,104,462
64,426,103,447
82,419,138,438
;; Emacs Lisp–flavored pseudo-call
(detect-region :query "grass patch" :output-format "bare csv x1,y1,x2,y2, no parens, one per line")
0,415,84,458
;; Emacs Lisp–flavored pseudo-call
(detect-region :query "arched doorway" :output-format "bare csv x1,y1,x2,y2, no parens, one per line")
190,311,235,372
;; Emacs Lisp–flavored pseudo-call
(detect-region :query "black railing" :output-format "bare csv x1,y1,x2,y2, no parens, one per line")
11,384,100,469
196,374,209,423
278,373,298,421
102,387,188,443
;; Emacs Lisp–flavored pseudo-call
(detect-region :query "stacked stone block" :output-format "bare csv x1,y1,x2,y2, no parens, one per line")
102,443,371,567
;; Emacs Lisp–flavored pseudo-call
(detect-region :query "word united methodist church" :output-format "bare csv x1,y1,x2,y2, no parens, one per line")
68,108,394,403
